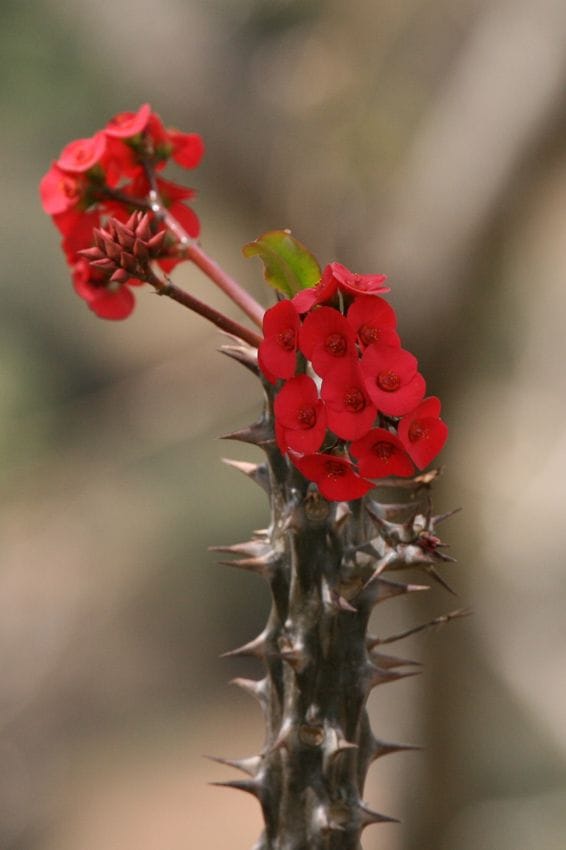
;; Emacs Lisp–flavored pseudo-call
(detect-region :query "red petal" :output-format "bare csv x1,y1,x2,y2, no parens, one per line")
259,337,297,381
57,133,107,173
105,104,152,139
168,131,205,168
350,428,415,478
292,266,337,313
40,165,83,215
329,262,390,296
169,202,200,238
299,306,357,376
292,454,373,501
398,398,447,469
89,286,136,320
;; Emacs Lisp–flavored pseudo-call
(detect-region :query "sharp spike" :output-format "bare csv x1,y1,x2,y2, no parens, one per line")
205,753,262,777
229,676,269,708
355,573,430,609
210,778,261,798
373,576,431,602
221,458,270,492
435,551,458,563
358,803,400,827
332,592,358,613
219,340,260,375
210,540,273,558
368,650,421,669
368,664,421,689
219,421,273,446
215,555,273,576
425,565,459,596
432,507,462,526
371,607,473,646
221,632,268,660
370,738,423,761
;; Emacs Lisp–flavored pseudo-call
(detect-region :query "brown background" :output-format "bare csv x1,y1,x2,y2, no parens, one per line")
2,1,566,847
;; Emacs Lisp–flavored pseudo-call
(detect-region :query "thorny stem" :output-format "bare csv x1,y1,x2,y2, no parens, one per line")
145,266,262,349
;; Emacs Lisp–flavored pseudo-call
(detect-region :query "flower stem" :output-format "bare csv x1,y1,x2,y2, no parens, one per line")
141,160,265,328
145,267,262,349
101,182,266,329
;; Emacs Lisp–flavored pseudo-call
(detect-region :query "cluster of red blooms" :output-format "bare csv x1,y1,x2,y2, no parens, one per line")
259,263,448,501
39,104,203,319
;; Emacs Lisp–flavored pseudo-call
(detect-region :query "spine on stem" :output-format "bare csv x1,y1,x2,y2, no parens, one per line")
215,332,460,849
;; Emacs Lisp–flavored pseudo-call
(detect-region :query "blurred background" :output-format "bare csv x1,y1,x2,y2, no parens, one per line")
2,0,566,847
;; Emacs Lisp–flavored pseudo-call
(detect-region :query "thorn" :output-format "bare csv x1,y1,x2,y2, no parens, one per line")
205,753,262,777
425,565,459,596
221,632,268,660
210,778,261,798
219,422,272,446
215,555,273,576
372,607,472,646
368,665,421,689
362,552,398,584
355,574,430,609
374,576,431,602
210,540,272,558
435,551,458,563
432,507,462,526
358,803,400,827
229,676,269,708
219,340,260,376
221,458,270,493
332,592,358,613
370,738,423,760
368,650,421,669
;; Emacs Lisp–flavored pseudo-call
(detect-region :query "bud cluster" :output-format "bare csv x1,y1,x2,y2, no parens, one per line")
259,262,448,499
39,104,204,319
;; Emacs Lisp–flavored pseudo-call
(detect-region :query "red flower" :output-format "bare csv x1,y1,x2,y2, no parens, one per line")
321,360,376,440
347,295,400,348
299,306,357,376
57,132,107,174
72,259,136,320
258,300,300,382
292,453,373,501
350,428,415,479
104,104,152,139
100,137,142,186
398,397,448,469
292,266,338,313
54,209,101,265
167,130,205,169
273,375,327,454
39,164,85,215
328,262,389,297
361,343,426,416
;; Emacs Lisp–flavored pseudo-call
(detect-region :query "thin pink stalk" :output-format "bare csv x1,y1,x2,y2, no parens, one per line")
146,267,262,349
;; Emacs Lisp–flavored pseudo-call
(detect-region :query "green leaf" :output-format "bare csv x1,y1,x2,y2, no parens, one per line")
243,229,321,297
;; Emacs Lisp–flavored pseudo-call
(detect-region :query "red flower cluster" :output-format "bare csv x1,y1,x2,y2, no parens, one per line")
259,265,448,500
40,104,204,319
